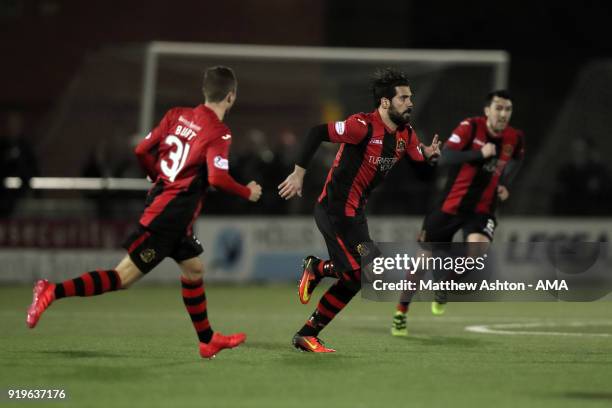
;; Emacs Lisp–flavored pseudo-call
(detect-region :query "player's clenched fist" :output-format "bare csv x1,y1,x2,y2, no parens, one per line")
497,185,509,201
247,181,262,202
481,143,496,159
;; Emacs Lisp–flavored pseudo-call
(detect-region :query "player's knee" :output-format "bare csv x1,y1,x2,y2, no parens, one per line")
116,269,138,289
119,279,132,289
466,233,490,243
115,256,145,289
181,264,204,281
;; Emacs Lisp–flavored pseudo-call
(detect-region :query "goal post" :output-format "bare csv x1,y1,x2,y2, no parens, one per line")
139,41,509,135
3,43,509,193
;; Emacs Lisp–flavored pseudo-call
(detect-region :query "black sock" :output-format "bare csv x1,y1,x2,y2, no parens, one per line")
297,279,360,337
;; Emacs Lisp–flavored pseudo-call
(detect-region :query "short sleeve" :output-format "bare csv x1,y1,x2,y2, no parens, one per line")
205,127,233,178
327,114,369,144
445,119,474,151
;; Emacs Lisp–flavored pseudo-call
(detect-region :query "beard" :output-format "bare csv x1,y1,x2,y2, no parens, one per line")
490,120,507,134
388,106,411,128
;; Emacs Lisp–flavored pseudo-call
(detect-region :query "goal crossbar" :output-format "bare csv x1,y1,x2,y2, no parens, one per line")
139,41,509,134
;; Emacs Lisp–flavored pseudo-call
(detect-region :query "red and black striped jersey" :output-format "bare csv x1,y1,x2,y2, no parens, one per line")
318,109,426,217
134,105,249,234
440,116,525,215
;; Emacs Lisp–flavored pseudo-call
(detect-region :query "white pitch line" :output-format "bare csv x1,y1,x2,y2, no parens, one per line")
465,321,612,337
0,310,554,323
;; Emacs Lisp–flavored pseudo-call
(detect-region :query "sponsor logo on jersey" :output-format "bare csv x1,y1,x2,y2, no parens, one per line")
369,139,383,145
357,118,367,126
214,156,229,170
222,134,232,140
502,144,514,156
396,139,406,151
448,134,461,143
368,156,398,172
178,116,202,132
335,121,346,135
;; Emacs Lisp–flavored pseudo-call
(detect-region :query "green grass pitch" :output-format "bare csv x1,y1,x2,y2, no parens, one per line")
1,284,611,407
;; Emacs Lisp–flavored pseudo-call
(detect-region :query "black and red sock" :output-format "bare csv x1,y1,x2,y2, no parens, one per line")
181,277,213,343
54,269,121,299
297,279,359,337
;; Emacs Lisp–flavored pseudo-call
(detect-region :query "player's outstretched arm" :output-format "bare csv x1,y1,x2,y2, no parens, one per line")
277,124,331,200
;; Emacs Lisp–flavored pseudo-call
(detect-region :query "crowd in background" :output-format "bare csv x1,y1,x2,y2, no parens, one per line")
2,109,611,218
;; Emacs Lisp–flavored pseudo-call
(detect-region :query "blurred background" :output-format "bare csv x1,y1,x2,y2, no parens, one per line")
1,0,611,281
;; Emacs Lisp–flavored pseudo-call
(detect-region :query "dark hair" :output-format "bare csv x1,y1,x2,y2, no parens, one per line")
485,90,512,105
202,66,237,103
371,68,410,108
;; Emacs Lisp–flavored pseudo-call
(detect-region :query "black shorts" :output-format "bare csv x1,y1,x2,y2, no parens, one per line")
314,204,379,273
122,224,204,274
420,209,497,243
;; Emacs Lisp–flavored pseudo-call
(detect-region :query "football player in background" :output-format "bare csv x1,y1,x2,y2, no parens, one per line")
391,90,524,336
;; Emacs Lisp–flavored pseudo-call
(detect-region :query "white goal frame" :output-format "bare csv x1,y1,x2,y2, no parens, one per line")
3,43,508,192
139,41,509,135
